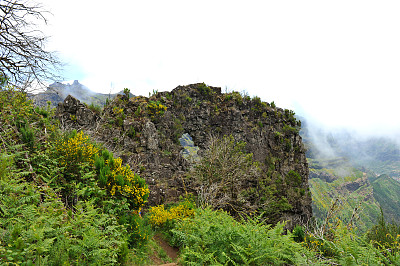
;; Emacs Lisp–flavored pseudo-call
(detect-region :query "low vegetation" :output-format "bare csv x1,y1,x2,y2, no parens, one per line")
1,85,399,265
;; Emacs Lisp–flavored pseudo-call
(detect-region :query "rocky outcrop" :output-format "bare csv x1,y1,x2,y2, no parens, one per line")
341,175,369,192
57,83,313,226
309,169,338,183
55,95,100,128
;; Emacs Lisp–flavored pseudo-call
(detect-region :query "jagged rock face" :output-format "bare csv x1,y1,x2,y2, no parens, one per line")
55,95,100,127
141,121,159,150
309,170,337,183
155,84,312,225
58,84,313,226
341,175,369,192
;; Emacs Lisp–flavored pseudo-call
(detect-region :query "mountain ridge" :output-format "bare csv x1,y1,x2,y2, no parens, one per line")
31,80,128,108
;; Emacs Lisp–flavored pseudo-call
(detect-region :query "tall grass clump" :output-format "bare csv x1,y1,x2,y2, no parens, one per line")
303,199,389,265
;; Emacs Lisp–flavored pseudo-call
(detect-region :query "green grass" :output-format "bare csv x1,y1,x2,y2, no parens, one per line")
372,174,400,222
309,166,381,232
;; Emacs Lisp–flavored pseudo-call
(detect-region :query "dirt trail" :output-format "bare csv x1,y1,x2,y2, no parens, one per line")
152,234,179,266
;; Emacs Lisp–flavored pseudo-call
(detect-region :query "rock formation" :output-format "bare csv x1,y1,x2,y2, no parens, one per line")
55,95,100,128
56,83,313,226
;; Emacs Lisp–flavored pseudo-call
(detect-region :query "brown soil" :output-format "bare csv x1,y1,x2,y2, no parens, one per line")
153,234,179,265
149,253,163,265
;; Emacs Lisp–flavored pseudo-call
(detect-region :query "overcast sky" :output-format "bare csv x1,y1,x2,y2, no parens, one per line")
40,0,400,136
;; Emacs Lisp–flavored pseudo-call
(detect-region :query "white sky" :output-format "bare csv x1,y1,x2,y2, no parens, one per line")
40,0,400,136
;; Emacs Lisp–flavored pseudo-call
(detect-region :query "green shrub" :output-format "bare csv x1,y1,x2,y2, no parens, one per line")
231,91,243,106
172,118,184,144
0,153,13,179
0,86,37,149
34,106,50,118
147,100,167,119
19,124,35,149
196,82,213,96
284,138,292,151
119,212,151,248
224,93,233,101
190,135,261,215
366,209,400,257
134,105,142,117
124,88,130,99
292,225,305,243
252,95,261,105
286,170,302,187
304,233,340,258
112,106,125,127
88,102,102,115
262,112,268,119
283,123,299,134
0,164,128,265
306,221,385,264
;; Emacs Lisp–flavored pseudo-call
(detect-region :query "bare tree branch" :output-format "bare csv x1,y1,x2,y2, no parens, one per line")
0,0,62,90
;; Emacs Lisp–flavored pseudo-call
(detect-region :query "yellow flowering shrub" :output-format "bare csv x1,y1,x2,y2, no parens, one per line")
108,158,149,208
56,131,98,170
112,106,124,116
147,100,167,119
149,199,195,227
95,150,149,210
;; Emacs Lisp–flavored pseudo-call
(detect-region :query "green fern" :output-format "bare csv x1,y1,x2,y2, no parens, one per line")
171,207,316,265
0,157,129,265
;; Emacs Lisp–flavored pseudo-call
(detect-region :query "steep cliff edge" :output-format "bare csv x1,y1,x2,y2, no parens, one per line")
56,83,312,226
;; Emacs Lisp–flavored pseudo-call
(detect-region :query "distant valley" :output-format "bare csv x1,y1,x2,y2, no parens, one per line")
300,118,400,227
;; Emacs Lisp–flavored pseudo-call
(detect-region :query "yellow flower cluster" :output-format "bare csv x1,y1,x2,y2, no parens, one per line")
303,233,337,257
146,101,167,118
56,131,98,168
148,200,195,227
106,158,149,209
113,106,124,116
